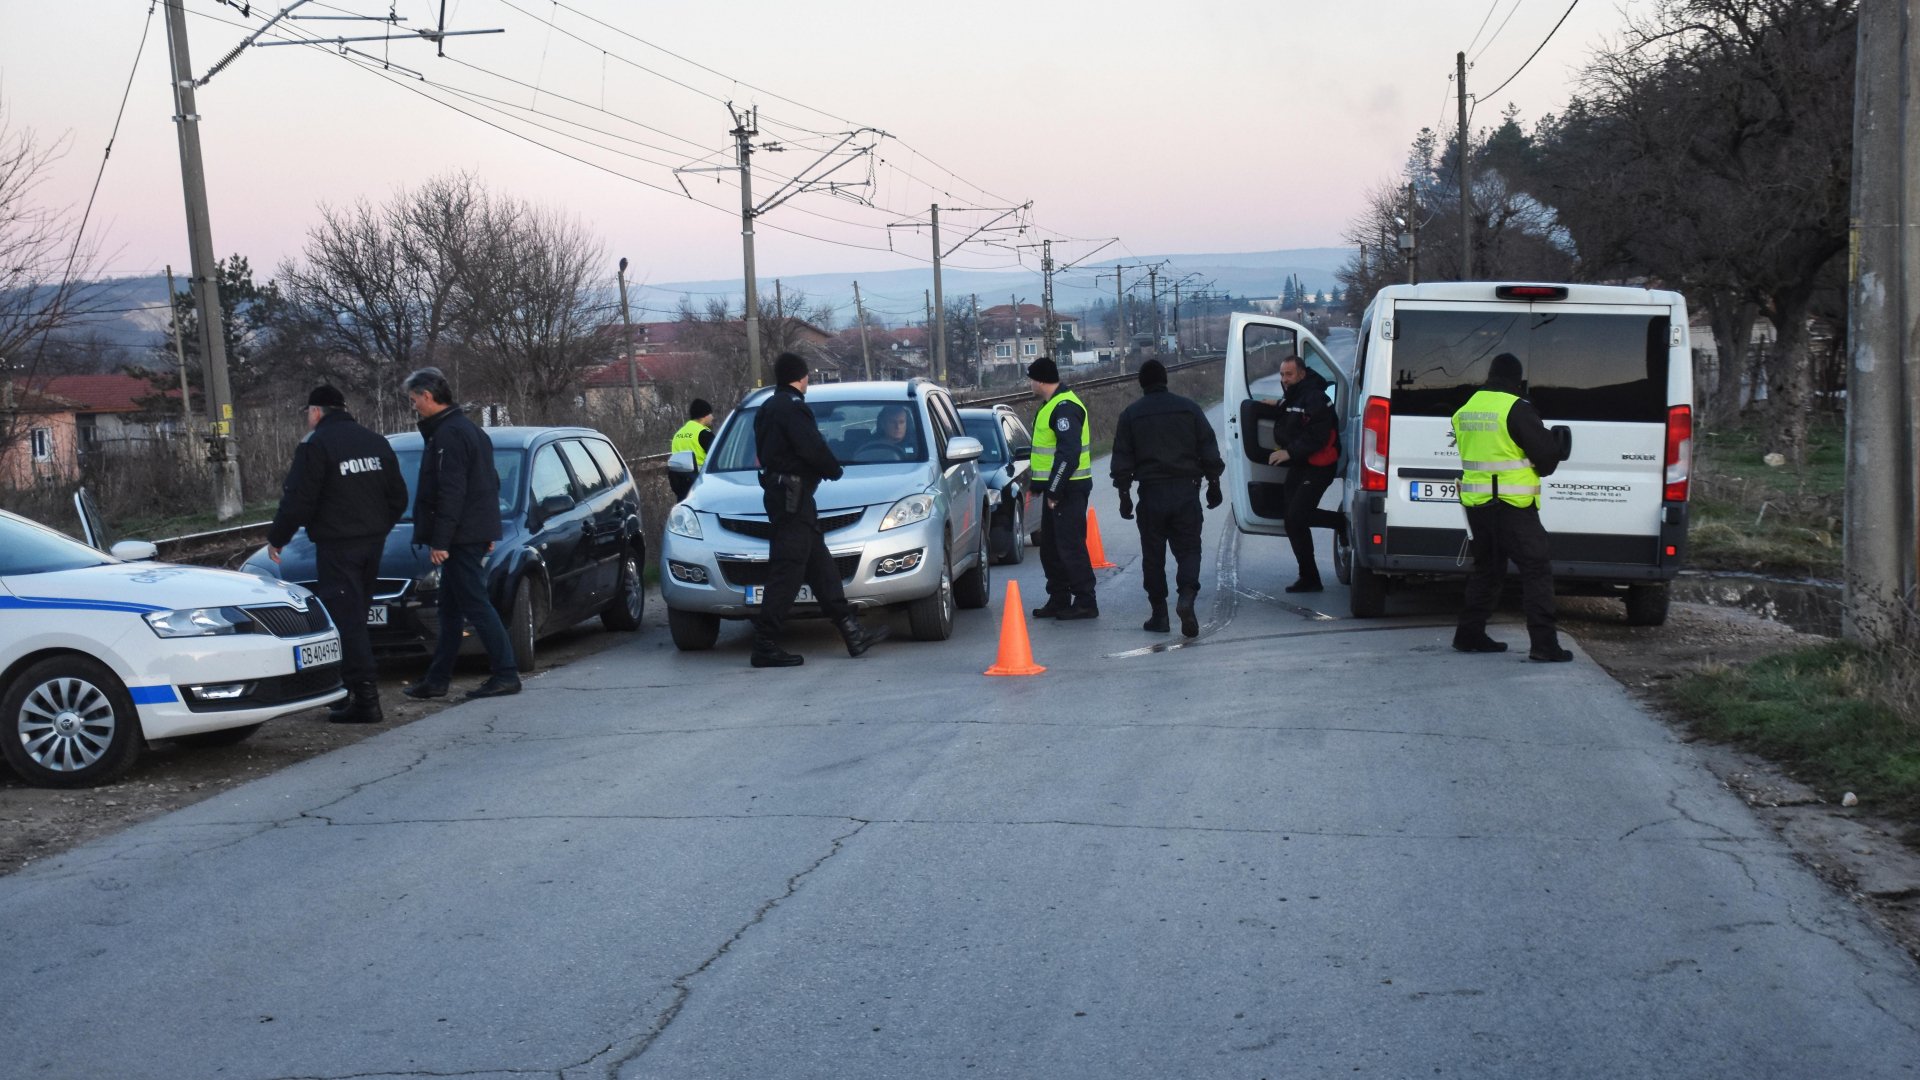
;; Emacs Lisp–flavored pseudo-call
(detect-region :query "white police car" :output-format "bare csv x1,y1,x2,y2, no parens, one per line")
0,508,347,787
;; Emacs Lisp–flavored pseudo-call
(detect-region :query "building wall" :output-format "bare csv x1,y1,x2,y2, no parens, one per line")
2,411,81,488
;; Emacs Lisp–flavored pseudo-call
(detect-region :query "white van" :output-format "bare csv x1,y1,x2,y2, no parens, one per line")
1333,282,1693,624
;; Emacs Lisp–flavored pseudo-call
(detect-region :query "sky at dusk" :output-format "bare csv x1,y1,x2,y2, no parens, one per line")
2,0,1654,299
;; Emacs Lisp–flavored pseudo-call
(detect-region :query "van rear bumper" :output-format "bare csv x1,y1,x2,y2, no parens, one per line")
1352,500,1689,584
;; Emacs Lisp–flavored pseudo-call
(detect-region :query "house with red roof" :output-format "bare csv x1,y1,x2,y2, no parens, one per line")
1,373,181,489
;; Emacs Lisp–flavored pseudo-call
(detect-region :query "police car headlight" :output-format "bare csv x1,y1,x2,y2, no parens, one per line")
880,494,934,531
144,606,256,638
667,504,704,539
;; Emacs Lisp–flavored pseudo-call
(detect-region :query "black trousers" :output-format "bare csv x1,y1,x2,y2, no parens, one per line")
313,535,383,685
668,472,694,502
752,511,852,641
1458,500,1559,649
1135,478,1203,602
1038,481,1096,606
1283,463,1343,584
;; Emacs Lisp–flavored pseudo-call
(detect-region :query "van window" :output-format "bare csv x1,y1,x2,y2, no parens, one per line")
1243,323,1298,401
1388,309,1671,422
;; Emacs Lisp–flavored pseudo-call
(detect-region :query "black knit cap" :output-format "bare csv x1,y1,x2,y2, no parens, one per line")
1137,359,1167,389
688,398,712,420
1025,356,1060,383
307,384,346,409
774,352,809,385
1489,352,1524,382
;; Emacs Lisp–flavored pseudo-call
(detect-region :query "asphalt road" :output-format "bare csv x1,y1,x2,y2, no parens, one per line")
4,420,1919,1079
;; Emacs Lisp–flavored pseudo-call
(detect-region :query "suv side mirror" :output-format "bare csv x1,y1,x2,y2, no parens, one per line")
943,436,984,464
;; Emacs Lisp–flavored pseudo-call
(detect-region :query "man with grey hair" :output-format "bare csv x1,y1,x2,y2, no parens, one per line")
399,367,521,699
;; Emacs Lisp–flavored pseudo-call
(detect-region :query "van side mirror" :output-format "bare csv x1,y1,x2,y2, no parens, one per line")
1552,425,1573,460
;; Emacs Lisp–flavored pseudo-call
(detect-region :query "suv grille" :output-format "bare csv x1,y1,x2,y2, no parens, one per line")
720,510,864,539
718,554,861,587
244,603,334,638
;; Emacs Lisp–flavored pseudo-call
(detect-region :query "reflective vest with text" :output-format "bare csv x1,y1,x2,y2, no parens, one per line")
1451,390,1541,509
1032,390,1093,483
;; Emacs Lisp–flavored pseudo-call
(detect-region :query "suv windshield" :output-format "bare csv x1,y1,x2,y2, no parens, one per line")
709,400,927,471
1388,309,1671,421
960,416,1006,465
0,515,115,575
393,447,527,520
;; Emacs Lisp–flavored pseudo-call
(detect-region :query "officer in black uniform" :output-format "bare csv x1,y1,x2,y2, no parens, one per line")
1111,359,1224,637
1028,356,1098,620
749,352,891,668
267,385,408,723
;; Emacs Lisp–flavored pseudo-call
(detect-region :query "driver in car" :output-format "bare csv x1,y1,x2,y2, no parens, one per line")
866,405,915,456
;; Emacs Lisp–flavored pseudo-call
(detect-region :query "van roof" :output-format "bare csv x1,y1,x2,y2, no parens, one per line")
1374,282,1685,307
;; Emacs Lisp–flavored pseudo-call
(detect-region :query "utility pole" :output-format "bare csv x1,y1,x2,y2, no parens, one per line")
853,281,873,380
1042,239,1058,361
1844,0,1918,645
164,264,194,441
931,204,947,384
163,0,241,519
925,289,934,376
1457,50,1473,281
970,294,981,387
1116,267,1127,355
773,277,784,357
1405,182,1420,285
1148,266,1162,352
1171,280,1184,358
732,107,765,386
1010,293,1022,370
617,257,641,416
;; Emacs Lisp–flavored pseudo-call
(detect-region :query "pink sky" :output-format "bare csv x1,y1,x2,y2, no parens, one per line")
2,1,1649,287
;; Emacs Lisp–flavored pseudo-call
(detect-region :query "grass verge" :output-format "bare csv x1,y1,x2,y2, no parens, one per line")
1688,415,1844,579
118,499,281,541
1664,640,1920,821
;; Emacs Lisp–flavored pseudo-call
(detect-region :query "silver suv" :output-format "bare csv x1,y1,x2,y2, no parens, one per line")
660,379,992,649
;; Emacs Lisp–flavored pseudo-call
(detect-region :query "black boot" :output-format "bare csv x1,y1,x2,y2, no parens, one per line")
1142,600,1170,633
330,680,385,724
837,615,891,657
1032,598,1070,618
1452,632,1509,654
1175,588,1200,638
750,633,804,668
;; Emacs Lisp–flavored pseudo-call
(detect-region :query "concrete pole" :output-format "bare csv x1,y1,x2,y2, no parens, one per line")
1844,0,1918,645
164,264,194,441
970,293,981,387
853,280,873,381
1042,239,1057,361
733,112,764,386
1458,50,1473,281
163,0,242,519
617,258,641,417
931,204,947,384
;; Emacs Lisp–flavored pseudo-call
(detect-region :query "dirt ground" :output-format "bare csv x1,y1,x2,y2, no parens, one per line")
4,592,1917,965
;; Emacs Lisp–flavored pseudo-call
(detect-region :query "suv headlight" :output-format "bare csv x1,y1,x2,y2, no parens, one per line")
144,606,257,638
667,503,704,539
880,494,935,531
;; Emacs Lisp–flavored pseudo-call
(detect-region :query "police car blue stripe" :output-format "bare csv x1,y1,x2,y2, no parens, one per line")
128,685,178,705
0,595,169,615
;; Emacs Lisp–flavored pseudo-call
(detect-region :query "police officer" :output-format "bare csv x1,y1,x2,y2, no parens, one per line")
668,398,714,501
750,352,891,668
1266,354,1348,593
266,385,408,723
1452,352,1573,662
1028,356,1098,620
1111,359,1223,637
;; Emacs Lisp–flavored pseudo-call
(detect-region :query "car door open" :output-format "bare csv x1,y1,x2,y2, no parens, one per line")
1223,313,1350,537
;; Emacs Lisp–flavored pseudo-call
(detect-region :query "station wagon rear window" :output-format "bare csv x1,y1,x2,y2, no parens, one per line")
1387,309,1671,422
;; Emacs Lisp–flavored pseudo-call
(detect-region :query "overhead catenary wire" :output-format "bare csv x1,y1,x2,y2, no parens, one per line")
1474,0,1580,103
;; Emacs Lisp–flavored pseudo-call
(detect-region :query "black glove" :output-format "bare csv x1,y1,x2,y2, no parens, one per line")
1205,478,1222,509
1117,488,1134,520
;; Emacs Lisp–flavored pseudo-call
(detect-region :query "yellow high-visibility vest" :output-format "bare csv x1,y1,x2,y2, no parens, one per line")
1452,390,1541,508
671,419,709,468
1032,390,1092,482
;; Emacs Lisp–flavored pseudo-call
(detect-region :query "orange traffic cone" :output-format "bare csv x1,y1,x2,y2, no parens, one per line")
1086,506,1118,570
985,580,1046,677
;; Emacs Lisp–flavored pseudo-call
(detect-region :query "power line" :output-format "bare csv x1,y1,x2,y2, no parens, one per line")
1470,0,1525,64
1475,0,1580,103
1463,0,1504,56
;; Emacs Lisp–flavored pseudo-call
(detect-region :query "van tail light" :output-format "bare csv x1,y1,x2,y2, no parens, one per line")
1360,396,1391,492
1664,405,1692,502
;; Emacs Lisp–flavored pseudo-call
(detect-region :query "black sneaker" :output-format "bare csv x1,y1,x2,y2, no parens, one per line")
1175,591,1200,638
1054,604,1099,621
1031,602,1070,619
1142,609,1170,633
1284,579,1324,594
1452,635,1509,654
1528,646,1575,663
401,679,448,700
750,647,804,668
464,676,523,698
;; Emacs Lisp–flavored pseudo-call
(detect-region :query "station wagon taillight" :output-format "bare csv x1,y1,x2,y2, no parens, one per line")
1664,405,1692,502
1360,396,1391,491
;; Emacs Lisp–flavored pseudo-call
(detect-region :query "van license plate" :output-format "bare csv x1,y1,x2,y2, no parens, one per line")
295,638,342,670
1410,481,1459,502
744,585,813,605
367,605,388,626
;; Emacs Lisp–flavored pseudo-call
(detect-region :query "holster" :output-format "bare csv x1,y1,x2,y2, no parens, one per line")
763,472,803,515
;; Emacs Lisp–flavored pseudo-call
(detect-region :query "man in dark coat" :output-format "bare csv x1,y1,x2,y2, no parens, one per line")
267,385,408,723
749,352,890,668
1266,354,1348,593
398,367,521,700
1111,359,1224,637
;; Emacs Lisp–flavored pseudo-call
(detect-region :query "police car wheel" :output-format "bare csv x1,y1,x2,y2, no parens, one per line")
601,550,645,632
1,655,144,788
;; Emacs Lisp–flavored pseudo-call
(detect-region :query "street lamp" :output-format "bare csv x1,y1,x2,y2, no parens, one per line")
1395,215,1418,286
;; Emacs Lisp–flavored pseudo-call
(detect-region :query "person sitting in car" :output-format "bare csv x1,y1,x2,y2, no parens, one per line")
863,405,918,458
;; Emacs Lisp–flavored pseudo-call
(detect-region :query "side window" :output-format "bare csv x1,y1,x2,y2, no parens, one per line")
529,445,573,504
583,438,627,487
1243,323,1298,399
927,395,960,452
1002,414,1028,453
558,439,605,497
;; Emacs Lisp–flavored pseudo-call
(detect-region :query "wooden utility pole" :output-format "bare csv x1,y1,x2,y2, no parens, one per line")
163,0,242,519
853,280,873,380
732,107,764,386
1844,0,1919,645
1457,50,1473,281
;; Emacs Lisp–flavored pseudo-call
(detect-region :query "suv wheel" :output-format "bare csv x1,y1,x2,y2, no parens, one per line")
1,655,143,788
907,557,956,641
954,515,991,610
668,607,721,651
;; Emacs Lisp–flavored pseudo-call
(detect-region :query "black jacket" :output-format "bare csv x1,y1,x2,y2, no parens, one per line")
1110,386,1224,488
1481,373,1563,478
411,405,503,549
755,385,843,519
1277,367,1339,464
267,410,408,547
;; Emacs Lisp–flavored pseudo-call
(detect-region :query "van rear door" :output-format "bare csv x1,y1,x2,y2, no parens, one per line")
1223,313,1349,536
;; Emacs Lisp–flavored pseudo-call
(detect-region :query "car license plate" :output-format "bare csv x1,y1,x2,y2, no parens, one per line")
744,585,813,605
1410,481,1459,502
367,605,389,627
295,638,342,670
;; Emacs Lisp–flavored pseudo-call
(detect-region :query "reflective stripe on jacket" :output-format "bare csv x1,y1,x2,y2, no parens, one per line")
1032,390,1092,482
1452,390,1541,508
670,419,708,467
